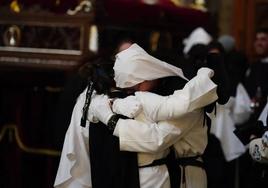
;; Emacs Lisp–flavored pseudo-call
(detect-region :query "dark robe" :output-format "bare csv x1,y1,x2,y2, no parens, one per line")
88,86,139,188
224,50,248,96
89,122,140,188
244,60,268,99
244,61,268,118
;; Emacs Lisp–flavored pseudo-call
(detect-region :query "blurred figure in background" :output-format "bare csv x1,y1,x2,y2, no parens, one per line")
218,35,248,97
244,27,268,119
175,27,234,188
248,104,268,187
179,27,212,79
233,27,268,188
215,34,252,188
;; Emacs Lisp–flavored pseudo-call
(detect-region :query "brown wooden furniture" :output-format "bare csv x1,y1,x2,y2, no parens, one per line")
0,12,93,71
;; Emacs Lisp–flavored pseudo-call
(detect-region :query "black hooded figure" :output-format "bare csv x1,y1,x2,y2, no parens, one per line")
179,41,231,188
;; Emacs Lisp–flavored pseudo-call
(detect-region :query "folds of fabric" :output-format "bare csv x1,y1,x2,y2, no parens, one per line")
54,90,92,188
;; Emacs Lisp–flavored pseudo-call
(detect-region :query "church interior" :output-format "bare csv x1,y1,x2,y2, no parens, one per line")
0,0,268,188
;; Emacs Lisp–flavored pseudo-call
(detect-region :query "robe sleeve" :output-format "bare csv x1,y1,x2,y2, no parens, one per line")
135,68,218,121
113,118,185,153
113,68,215,153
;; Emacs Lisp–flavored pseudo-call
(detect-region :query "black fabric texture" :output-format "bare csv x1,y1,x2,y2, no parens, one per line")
206,53,231,105
89,122,140,188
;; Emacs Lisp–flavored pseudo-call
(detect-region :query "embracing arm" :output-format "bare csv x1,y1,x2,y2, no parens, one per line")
112,117,195,153
113,68,217,121
89,90,200,154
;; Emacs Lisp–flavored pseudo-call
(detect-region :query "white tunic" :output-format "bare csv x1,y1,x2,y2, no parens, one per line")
113,70,218,188
209,83,251,161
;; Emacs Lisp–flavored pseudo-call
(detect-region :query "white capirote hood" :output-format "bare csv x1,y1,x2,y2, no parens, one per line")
183,27,212,55
113,43,188,88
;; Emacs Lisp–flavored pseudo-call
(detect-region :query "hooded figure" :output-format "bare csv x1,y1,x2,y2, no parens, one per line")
113,43,188,88
90,43,219,188
54,43,219,188
183,27,212,55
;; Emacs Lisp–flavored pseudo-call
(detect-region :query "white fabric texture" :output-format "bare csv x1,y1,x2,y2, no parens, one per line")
89,94,114,124
112,68,218,188
259,102,268,126
114,100,208,188
54,77,215,188
54,89,92,188
113,43,188,88
209,99,247,161
209,102,246,161
231,83,252,125
139,165,170,188
113,67,217,152
112,69,219,187
135,68,217,121
183,27,212,54
115,109,209,160
262,131,268,147
113,68,217,120
209,83,251,161
112,95,143,118
54,67,217,188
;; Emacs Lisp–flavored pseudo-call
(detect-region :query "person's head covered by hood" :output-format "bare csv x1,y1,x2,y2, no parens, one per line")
183,27,212,56
183,28,230,105
113,43,188,93
180,27,212,79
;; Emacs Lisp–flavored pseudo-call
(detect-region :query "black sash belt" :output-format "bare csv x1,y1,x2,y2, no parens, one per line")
177,156,204,186
139,155,204,188
139,158,168,168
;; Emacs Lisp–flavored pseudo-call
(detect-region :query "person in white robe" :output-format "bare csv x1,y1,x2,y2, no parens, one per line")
54,67,217,188
209,83,251,161
54,44,218,188
89,44,218,188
